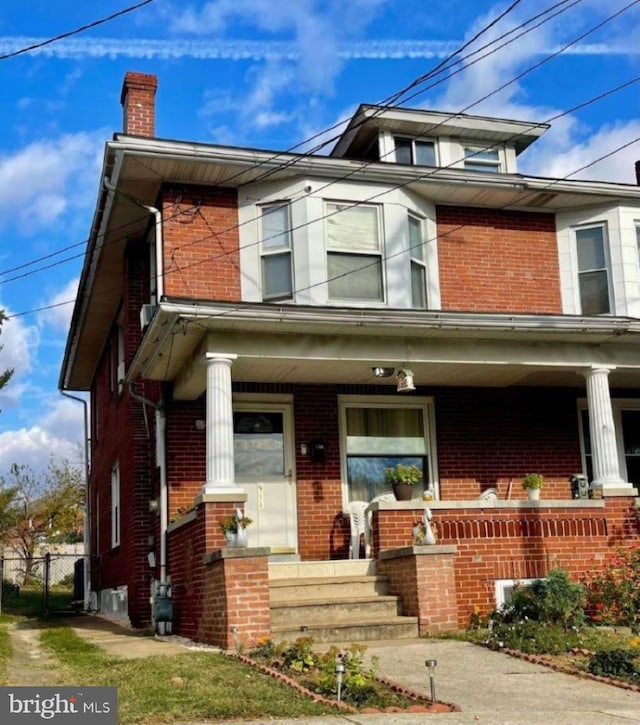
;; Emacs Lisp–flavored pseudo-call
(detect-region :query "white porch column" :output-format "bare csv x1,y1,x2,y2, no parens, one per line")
202,353,238,494
583,366,629,491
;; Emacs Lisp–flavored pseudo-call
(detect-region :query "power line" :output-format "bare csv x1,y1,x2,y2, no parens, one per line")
0,0,159,62
0,0,581,282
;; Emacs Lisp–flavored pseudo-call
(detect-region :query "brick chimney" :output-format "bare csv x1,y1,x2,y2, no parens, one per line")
120,72,158,137
636,160,640,185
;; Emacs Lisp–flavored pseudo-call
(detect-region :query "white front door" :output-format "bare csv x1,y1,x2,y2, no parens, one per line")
233,400,298,553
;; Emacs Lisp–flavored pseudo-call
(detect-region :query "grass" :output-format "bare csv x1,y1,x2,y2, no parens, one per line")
0,620,11,684
40,625,335,724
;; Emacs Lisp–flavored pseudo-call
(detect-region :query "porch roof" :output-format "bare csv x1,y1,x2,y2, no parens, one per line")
125,300,640,400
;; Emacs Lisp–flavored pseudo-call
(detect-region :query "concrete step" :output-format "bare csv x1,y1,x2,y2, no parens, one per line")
269,559,376,580
270,595,400,626
269,575,389,603
270,616,419,644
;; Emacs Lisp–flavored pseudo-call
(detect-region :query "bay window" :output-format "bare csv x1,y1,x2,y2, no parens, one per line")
326,202,383,301
409,214,427,308
575,224,610,315
261,203,293,301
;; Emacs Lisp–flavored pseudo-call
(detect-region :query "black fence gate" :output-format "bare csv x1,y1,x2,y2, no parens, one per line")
0,552,88,616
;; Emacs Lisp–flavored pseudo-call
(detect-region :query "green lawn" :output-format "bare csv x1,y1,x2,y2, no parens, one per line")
40,626,334,724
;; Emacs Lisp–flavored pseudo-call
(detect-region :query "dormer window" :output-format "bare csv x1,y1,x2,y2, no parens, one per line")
393,136,436,166
463,146,501,173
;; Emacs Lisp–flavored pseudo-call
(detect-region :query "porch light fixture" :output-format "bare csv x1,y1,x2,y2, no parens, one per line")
372,366,395,378
396,368,416,392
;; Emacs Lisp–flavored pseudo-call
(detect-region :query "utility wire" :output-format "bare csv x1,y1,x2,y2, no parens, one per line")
0,0,581,281
0,0,159,61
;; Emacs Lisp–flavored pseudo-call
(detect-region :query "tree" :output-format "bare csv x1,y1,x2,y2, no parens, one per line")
0,458,84,584
0,310,14,405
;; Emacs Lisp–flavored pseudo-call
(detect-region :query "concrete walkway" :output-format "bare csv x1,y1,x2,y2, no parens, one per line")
62,617,640,724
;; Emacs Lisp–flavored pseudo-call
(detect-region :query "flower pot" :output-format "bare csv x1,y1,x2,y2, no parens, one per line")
526,488,540,502
392,482,414,501
225,529,249,547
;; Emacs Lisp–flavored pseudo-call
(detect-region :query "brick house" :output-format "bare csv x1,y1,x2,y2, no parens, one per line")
60,71,640,645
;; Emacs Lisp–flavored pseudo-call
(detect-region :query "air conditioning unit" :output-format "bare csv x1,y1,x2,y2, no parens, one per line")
140,304,156,330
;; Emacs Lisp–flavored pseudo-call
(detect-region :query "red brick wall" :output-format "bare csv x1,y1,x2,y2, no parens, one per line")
161,186,241,301
436,207,561,313
89,240,161,626
168,500,269,648
165,399,207,520
435,387,583,500
377,549,458,634
371,499,638,629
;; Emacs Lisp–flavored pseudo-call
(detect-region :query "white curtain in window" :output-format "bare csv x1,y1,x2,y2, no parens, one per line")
326,203,379,251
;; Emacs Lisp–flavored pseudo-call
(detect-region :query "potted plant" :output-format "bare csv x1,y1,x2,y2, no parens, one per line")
219,509,253,547
522,473,543,501
385,463,422,501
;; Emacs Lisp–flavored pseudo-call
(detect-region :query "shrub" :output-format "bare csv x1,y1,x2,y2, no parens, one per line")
582,546,640,627
588,649,639,679
485,621,581,655
500,569,586,629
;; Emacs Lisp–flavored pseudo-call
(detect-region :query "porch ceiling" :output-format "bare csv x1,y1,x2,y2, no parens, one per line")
126,302,640,400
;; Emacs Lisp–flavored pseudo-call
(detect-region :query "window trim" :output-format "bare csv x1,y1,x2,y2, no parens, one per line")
338,395,439,507
573,222,612,315
260,202,294,302
111,462,120,549
495,578,540,608
392,135,438,166
325,200,385,303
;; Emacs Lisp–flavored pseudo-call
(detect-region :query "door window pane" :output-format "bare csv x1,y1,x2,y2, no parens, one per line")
234,412,284,477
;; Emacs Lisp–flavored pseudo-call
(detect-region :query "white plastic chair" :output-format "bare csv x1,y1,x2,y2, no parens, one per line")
364,493,395,557
346,501,369,559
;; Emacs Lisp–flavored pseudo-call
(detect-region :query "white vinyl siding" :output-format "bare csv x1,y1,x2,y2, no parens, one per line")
326,202,383,301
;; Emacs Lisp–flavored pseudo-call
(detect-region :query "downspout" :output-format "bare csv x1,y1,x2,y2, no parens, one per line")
127,385,168,587
102,177,163,301
60,391,91,611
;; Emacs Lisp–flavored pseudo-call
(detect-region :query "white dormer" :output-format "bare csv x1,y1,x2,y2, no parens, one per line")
332,104,548,175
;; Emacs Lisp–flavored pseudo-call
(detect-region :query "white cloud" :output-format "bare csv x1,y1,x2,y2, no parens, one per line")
38,277,79,334
0,310,39,411
0,131,104,235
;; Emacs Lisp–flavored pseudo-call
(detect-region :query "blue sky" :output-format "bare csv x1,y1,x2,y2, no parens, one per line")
0,0,639,477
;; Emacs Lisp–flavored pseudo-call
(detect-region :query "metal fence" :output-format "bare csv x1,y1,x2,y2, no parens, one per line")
1,552,87,616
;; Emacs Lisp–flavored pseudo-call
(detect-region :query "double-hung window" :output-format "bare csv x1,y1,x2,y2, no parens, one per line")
260,203,293,301
409,214,427,308
575,224,610,314
111,462,120,548
464,146,501,173
326,202,383,302
636,223,640,264
394,136,436,166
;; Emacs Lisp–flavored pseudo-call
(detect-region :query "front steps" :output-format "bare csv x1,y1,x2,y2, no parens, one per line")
268,560,418,644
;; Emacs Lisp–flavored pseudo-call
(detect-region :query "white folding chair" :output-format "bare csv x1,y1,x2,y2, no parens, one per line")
346,501,369,559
